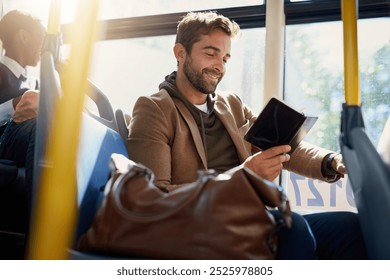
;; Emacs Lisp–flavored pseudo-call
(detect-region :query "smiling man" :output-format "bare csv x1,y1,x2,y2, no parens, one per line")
126,11,367,259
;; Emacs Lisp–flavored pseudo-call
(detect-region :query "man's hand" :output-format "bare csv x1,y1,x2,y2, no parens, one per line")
332,154,346,176
13,90,39,123
243,145,291,181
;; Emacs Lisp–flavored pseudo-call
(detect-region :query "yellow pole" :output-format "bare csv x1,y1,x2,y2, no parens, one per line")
47,0,61,34
28,0,99,259
341,0,361,106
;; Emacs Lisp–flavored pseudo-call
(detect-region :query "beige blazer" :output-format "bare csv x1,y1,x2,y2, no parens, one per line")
127,89,334,191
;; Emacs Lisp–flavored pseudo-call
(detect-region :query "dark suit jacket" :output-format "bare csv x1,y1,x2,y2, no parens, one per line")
0,62,27,104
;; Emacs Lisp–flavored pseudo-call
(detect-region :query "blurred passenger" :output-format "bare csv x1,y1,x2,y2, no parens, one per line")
0,10,46,213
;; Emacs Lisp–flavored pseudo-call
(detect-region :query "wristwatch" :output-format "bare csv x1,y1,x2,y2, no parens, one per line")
326,153,339,175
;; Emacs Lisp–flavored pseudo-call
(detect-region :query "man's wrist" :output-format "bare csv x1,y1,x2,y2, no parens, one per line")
322,153,339,178
327,153,337,173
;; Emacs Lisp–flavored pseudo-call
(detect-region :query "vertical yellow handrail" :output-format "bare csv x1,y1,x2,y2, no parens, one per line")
28,0,99,259
342,0,361,106
47,0,61,35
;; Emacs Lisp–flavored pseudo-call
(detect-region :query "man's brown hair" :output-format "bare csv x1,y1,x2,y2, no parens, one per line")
175,11,240,54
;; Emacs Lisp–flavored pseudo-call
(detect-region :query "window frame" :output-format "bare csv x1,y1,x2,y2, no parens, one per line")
60,0,389,42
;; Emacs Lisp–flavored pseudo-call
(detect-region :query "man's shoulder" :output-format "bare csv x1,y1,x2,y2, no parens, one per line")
135,89,175,110
214,91,243,105
147,88,175,106
150,88,171,99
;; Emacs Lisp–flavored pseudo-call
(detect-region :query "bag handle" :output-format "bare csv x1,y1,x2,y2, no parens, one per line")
111,165,213,223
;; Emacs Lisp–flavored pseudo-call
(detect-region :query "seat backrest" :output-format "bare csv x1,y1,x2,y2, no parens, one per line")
377,116,390,168
33,45,62,198
33,34,129,247
115,108,130,141
86,81,118,132
75,112,128,241
341,105,390,259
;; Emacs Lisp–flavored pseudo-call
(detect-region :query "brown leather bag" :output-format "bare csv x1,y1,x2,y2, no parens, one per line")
78,153,292,259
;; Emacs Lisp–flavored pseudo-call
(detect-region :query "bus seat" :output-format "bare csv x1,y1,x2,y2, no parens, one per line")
75,111,128,241
32,39,129,258
33,82,129,258
377,116,390,168
115,108,130,141
85,81,119,132
62,111,129,260
340,105,390,259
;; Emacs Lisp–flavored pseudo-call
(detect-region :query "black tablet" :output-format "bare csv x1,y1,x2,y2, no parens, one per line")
244,97,318,153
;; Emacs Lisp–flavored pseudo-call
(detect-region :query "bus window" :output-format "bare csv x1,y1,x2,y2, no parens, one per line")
87,28,266,114
285,18,390,150
283,17,390,214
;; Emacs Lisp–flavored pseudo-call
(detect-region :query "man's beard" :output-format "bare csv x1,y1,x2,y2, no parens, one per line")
183,57,221,94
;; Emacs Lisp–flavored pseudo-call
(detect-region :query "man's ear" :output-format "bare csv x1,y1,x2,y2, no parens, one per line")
19,29,29,45
173,43,186,64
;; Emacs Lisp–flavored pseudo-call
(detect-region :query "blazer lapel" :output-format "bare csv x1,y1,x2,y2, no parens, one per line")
214,100,251,162
174,100,208,169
